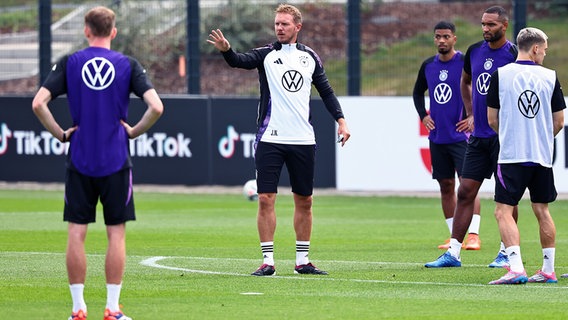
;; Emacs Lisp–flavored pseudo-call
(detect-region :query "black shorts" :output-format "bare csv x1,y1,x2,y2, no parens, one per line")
430,140,467,180
63,168,136,225
494,163,557,206
461,135,500,182
255,141,315,196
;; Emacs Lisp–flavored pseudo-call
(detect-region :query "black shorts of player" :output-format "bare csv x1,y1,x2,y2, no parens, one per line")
64,168,136,225
430,140,467,180
255,141,315,196
494,163,557,206
461,135,500,182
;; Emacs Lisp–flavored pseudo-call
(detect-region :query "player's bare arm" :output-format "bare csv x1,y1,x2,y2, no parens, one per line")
121,88,164,139
487,106,499,133
457,70,474,132
32,87,77,142
553,110,564,137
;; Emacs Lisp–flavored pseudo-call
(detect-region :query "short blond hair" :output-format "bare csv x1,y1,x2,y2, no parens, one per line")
275,4,302,24
516,27,548,52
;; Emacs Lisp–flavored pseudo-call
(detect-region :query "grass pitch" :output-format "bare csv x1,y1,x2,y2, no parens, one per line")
1,188,568,319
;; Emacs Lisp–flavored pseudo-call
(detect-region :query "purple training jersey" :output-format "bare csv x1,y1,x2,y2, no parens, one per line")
463,40,517,138
413,51,466,144
42,46,153,177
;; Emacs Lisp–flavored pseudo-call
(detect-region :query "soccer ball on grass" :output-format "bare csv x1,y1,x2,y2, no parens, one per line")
243,179,258,201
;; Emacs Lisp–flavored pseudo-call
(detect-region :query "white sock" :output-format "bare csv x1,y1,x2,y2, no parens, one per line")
542,247,556,274
448,238,462,260
69,283,87,313
445,218,453,234
468,214,481,234
296,240,310,265
505,246,524,273
106,283,122,312
260,241,274,266
499,241,506,253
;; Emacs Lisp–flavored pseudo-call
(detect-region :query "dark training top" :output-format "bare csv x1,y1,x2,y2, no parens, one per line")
463,40,517,138
413,51,467,144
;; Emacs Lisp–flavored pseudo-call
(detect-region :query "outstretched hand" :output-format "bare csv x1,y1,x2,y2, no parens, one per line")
207,29,231,52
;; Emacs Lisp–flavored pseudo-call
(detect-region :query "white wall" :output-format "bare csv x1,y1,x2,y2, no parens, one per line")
336,96,568,193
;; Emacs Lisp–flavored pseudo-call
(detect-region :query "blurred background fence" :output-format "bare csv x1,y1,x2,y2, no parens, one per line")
0,0,567,97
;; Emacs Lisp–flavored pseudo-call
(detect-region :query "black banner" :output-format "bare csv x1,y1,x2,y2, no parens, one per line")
0,96,336,187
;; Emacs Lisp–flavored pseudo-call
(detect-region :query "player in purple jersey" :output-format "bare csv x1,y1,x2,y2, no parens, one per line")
487,27,565,284
425,6,518,269
413,21,482,251
208,4,350,277
32,6,163,320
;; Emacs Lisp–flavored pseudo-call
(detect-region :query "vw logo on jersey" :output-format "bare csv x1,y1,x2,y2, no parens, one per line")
434,83,452,104
81,57,115,90
483,58,494,70
438,70,448,81
282,70,304,92
475,72,492,95
518,90,540,119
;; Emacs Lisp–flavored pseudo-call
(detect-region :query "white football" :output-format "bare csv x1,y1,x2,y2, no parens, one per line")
243,179,258,201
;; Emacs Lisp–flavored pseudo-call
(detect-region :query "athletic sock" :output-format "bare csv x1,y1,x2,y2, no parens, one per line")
505,246,524,273
541,247,556,274
260,241,274,266
448,238,462,260
106,283,122,312
445,218,453,234
296,240,310,265
499,241,506,254
468,214,481,234
69,283,87,313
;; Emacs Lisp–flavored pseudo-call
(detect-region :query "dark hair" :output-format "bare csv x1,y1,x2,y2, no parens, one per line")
434,21,456,33
484,6,509,22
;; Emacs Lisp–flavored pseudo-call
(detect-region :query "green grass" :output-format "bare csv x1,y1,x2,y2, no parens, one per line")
326,17,568,96
2,188,568,319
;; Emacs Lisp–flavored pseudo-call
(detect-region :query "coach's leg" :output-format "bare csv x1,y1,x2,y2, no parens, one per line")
257,193,277,242
293,193,328,274
293,193,313,241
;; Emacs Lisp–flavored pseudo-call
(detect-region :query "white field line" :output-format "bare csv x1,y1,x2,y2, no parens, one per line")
140,255,568,289
3,251,568,289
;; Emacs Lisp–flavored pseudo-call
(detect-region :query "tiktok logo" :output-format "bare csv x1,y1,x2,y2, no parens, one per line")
0,123,13,155
218,125,256,159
